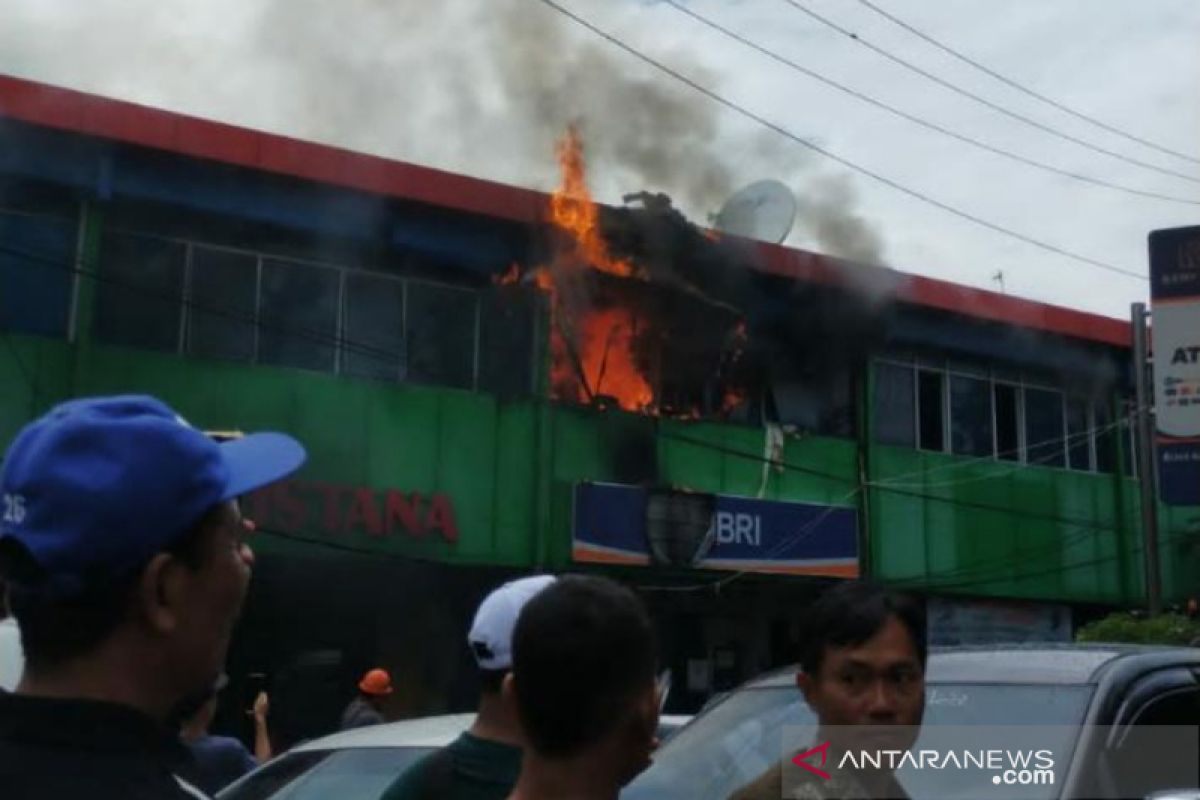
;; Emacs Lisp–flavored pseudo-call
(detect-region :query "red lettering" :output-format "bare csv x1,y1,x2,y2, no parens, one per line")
312,483,344,534
275,481,308,532
385,491,424,537
425,493,459,543
345,488,383,537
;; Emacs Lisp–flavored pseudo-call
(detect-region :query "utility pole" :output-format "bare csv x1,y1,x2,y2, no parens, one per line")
1131,302,1161,616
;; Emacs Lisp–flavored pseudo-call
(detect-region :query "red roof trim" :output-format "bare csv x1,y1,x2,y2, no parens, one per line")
0,73,1131,349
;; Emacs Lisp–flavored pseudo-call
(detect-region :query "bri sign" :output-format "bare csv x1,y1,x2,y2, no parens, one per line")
571,482,858,577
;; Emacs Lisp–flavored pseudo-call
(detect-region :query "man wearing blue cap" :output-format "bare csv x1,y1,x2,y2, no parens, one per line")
0,395,306,799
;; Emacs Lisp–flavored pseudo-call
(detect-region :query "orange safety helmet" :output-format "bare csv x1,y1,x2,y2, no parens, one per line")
358,668,394,696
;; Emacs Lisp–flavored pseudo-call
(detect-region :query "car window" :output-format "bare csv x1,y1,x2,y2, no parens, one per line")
625,683,1093,800
219,747,434,800
1101,686,1200,799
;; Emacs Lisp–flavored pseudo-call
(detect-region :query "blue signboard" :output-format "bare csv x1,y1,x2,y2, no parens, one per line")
1149,227,1200,506
572,483,859,577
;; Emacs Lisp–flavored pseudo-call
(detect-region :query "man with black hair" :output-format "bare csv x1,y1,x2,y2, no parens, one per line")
731,579,927,800
504,574,660,800
382,574,555,800
0,395,306,799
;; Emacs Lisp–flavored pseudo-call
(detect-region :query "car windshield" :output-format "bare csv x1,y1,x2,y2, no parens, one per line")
219,747,433,800
624,682,1094,800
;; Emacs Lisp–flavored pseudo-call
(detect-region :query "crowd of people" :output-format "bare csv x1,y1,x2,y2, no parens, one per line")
0,394,929,799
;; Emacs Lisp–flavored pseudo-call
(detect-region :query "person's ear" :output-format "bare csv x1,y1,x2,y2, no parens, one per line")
136,553,188,636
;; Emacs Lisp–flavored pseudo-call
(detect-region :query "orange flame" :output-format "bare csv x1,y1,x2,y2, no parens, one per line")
539,125,654,413
550,125,636,280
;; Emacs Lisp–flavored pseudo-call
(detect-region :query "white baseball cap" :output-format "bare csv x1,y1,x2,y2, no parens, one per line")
468,574,556,670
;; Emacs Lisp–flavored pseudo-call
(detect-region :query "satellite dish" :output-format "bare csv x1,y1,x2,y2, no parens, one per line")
712,180,796,244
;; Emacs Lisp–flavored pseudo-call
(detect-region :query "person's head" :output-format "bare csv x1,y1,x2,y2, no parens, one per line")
357,668,393,706
506,575,658,788
796,580,926,748
468,574,556,698
0,395,306,718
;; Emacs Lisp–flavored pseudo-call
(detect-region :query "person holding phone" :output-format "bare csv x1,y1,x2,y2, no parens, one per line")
178,674,271,795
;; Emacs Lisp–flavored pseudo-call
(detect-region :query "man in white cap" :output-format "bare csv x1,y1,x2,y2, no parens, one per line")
381,574,555,800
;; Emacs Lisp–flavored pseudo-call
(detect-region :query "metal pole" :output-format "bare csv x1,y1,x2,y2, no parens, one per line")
1132,302,1161,616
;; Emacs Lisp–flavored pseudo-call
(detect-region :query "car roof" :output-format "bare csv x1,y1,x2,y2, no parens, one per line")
292,713,475,752
744,644,1200,688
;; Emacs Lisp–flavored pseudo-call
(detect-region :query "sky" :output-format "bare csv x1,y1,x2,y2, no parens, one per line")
0,0,1195,320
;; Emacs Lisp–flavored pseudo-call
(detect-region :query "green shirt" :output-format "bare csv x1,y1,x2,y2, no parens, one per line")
381,732,522,800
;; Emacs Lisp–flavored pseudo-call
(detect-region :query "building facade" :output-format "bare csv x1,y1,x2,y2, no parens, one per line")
0,75,1195,741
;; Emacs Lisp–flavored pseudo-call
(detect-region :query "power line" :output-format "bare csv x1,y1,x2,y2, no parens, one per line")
852,0,1200,169
534,0,1144,282
661,0,1200,208
779,0,1200,188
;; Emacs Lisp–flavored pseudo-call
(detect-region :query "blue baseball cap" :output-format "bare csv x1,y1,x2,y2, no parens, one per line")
0,395,306,593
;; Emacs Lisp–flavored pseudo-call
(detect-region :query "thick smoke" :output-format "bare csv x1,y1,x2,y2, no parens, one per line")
0,0,886,265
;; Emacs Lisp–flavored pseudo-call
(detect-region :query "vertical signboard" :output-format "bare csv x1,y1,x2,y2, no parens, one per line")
1149,226,1200,505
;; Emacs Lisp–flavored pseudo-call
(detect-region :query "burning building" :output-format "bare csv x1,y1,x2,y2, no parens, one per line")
0,75,1195,738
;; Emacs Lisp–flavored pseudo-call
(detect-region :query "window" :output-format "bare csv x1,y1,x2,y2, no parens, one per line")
1101,685,1200,799
0,211,75,337
342,272,406,381
917,369,945,452
1094,399,1116,473
94,230,186,351
478,285,537,398
875,362,916,447
1065,397,1092,471
187,246,257,362
258,258,338,372
405,280,476,390
1024,387,1065,468
994,383,1020,461
949,375,992,457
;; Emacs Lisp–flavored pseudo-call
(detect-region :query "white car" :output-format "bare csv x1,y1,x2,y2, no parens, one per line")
218,713,474,800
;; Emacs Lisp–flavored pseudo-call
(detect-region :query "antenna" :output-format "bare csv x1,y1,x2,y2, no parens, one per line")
992,270,1006,294
712,180,797,244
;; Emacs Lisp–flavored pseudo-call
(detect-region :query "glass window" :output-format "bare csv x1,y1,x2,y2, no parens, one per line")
478,285,537,398
994,383,1020,461
93,230,185,351
874,362,915,447
1095,398,1116,473
258,258,338,372
0,211,74,337
187,246,257,362
342,272,405,382
949,374,992,457
1066,397,1092,471
1024,387,1065,468
917,369,945,452
405,281,476,390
